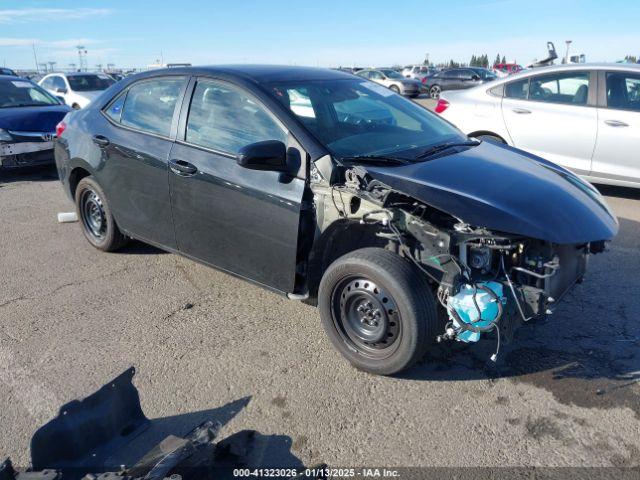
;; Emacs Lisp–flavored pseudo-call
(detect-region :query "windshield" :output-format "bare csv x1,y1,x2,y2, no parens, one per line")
0,79,61,108
67,74,115,92
380,69,403,79
268,78,466,160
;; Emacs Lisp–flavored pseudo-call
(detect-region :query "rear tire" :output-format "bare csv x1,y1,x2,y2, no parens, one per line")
429,85,441,99
75,176,128,252
318,248,438,375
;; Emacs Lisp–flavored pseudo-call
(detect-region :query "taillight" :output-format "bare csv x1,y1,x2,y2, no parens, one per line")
435,99,450,114
55,121,66,138
421,77,427,84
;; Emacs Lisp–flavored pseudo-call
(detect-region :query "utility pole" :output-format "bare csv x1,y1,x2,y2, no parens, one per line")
564,40,572,64
76,45,88,71
32,42,40,73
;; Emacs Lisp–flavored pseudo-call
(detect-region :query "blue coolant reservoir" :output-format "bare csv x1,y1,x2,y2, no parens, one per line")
447,281,505,343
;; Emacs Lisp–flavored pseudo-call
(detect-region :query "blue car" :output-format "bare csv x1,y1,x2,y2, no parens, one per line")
0,76,71,168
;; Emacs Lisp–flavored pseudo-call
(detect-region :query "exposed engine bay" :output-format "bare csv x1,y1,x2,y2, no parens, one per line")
308,158,606,361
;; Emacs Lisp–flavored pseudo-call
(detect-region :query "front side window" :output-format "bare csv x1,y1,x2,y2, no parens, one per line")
67,74,115,92
369,71,384,80
529,72,590,105
505,78,529,99
269,78,465,159
606,72,640,111
0,79,60,108
185,79,286,154
120,77,184,137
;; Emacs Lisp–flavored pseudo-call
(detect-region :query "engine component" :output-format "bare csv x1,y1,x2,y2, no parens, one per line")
468,247,492,271
446,281,505,343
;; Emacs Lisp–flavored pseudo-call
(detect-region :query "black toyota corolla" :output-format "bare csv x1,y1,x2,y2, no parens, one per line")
55,65,617,375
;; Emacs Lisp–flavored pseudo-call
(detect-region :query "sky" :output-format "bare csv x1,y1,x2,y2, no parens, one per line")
1,0,639,70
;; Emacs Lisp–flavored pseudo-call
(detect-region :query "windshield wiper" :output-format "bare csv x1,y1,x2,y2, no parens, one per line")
415,140,480,160
339,155,410,166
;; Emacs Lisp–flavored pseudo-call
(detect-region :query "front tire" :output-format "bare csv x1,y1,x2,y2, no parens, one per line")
318,248,438,375
389,85,400,94
75,176,128,252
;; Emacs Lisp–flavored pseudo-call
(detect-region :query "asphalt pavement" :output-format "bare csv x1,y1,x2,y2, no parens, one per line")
1,114,639,470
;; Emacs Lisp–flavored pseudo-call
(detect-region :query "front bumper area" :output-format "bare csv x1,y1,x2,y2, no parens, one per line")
0,140,55,168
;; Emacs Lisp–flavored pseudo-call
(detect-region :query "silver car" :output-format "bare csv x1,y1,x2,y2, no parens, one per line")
438,63,640,188
357,68,422,97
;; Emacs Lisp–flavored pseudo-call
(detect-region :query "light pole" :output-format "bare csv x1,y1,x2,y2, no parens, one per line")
564,40,572,64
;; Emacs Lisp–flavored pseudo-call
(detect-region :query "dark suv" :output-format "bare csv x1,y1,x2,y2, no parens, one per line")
423,67,498,99
55,66,616,375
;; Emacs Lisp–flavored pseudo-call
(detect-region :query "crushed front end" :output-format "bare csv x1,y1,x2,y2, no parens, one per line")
0,130,57,168
311,159,614,361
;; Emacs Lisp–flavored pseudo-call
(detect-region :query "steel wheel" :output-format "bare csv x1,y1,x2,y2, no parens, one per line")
331,276,402,359
80,188,107,240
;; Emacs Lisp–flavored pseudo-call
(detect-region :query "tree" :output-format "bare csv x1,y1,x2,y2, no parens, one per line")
501,55,506,64
494,54,501,66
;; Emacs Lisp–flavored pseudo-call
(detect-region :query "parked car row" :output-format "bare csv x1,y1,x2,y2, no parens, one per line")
438,63,640,188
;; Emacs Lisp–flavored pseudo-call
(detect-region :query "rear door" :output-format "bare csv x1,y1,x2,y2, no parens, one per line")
98,76,187,248
591,70,640,185
168,77,306,292
501,70,597,173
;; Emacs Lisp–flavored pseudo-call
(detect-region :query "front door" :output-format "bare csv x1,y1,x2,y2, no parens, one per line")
501,70,597,174
591,70,640,185
168,78,305,292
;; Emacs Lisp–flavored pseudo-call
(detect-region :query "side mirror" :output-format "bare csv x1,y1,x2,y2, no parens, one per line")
237,140,288,172
472,75,481,81
56,87,67,94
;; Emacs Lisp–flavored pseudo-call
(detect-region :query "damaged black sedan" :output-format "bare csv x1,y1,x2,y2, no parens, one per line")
54,66,617,375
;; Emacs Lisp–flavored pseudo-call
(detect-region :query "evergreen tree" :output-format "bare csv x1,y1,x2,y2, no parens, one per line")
495,54,501,66
501,55,506,64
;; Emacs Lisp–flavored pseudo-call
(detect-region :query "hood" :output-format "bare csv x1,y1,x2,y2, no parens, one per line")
0,105,71,132
363,141,618,244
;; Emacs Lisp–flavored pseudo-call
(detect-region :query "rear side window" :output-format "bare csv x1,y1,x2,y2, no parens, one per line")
505,79,529,99
529,72,590,105
606,72,640,111
185,79,286,154
105,92,126,122
120,77,184,137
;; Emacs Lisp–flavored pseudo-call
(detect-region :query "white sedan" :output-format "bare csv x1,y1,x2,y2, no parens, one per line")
437,63,640,188
39,72,115,109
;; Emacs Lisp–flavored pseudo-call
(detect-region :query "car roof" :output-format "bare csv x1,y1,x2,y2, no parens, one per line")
137,65,355,83
0,75,32,82
503,62,640,81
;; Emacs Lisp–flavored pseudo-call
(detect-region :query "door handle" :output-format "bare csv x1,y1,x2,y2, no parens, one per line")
604,119,629,127
512,108,531,114
92,135,110,147
169,159,198,176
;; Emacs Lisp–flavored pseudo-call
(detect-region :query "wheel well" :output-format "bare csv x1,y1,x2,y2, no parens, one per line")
68,167,91,199
306,221,387,304
468,131,507,143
